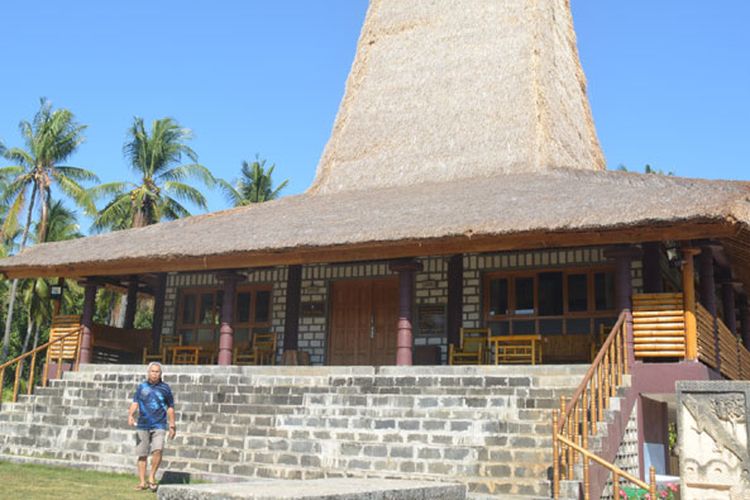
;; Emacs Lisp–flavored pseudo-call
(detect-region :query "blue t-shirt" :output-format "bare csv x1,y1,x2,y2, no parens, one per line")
132,380,174,430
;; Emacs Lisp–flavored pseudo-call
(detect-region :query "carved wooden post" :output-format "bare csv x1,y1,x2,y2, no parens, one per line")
641,242,663,293
605,246,640,368
447,255,463,349
282,265,302,364
682,248,701,361
151,273,167,352
123,275,139,330
390,259,422,366
78,280,99,365
217,271,244,366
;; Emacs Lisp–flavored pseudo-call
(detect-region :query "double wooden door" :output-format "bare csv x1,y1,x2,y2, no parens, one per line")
329,278,399,366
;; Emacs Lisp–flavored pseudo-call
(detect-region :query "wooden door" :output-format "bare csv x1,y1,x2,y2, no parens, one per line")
329,278,399,365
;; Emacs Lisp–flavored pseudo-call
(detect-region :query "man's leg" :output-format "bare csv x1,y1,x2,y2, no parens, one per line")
148,430,166,486
137,457,147,487
149,450,162,484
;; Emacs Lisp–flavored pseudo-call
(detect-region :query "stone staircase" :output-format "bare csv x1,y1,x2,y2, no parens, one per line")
0,364,601,499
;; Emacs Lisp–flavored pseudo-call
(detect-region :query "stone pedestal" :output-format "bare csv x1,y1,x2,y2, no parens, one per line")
676,381,750,498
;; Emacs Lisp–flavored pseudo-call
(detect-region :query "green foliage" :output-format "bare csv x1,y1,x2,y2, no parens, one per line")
219,155,289,206
90,117,217,231
616,164,675,176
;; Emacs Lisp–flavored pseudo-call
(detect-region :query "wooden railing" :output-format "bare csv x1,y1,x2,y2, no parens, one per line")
0,325,81,404
632,293,686,358
696,303,750,378
696,303,718,369
552,310,657,499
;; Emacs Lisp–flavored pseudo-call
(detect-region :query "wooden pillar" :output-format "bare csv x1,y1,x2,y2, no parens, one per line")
123,275,139,330
52,278,65,316
151,273,167,352
641,242,663,293
217,271,244,366
447,255,463,348
682,248,700,361
390,259,422,366
605,246,640,368
282,265,302,352
740,295,750,350
721,282,738,335
78,281,99,365
698,248,717,316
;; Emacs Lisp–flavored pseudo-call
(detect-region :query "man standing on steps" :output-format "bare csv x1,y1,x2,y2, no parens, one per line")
128,362,176,492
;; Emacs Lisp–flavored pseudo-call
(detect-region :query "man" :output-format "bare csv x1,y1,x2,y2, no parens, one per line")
128,362,176,491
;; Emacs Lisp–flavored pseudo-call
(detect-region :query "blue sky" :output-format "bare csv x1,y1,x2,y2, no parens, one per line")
1,1,748,224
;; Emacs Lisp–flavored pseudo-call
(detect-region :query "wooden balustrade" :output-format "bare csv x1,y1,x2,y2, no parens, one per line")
696,303,718,369
632,293,686,358
551,310,657,499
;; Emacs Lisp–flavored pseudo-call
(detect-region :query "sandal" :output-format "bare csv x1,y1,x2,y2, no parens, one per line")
134,484,148,491
148,482,158,492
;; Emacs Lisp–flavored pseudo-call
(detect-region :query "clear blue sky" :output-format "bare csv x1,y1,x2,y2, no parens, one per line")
1,1,748,224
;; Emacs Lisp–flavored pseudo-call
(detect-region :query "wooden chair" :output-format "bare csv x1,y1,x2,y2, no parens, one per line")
142,334,181,364
448,328,490,365
233,331,277,365
43,315,82,385
171,346,200,365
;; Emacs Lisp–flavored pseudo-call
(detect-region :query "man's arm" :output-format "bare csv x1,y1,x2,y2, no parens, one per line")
128,402,138,427
167,407,176,439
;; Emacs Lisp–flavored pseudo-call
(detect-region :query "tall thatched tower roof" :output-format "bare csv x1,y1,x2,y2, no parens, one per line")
309,0,606,195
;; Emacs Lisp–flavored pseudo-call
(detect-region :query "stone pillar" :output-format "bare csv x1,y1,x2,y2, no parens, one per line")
390,259,423,366
282,265,302,353
123,275,139,330
217,271,244,366
151,273,167,352
642,242,663,293
78,281,98,365
740,296,750,350
447,254,463,348
721,282,738,335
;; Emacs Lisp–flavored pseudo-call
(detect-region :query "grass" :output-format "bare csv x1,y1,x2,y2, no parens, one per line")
0,461,159,499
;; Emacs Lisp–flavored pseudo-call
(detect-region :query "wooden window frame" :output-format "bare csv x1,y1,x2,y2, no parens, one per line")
483,266,617,336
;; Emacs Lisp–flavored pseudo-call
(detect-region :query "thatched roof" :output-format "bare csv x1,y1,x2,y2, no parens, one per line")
309,0,605,195
1,168,749,278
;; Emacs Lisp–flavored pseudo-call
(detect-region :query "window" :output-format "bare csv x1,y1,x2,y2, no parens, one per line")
567,274,588,312
177,285,273,346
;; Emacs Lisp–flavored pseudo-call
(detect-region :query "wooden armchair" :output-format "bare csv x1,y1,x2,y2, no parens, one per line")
233,331,277,365
142,334,181,364
448,328,490,365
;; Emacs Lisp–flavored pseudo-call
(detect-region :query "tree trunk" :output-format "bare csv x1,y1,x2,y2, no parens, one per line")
2,185,37,360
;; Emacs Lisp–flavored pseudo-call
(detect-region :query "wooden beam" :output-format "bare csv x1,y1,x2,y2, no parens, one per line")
2,221,737,279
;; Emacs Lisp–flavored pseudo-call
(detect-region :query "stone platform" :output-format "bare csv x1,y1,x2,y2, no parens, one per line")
157,478,465,499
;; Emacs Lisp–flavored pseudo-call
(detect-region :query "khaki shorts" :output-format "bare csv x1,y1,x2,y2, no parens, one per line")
135,429,166,456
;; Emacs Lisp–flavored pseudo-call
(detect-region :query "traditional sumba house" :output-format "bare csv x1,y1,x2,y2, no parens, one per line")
1,1,749,497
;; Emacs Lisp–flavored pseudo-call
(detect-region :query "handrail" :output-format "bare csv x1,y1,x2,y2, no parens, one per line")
552,309,657,499
556,434,655,495
0,328,81,404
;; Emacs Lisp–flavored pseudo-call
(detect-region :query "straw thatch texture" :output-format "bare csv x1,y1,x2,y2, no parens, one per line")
1,168,748,276
309,0,605,195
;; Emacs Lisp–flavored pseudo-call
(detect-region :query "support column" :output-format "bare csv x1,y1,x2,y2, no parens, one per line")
390,259,423,366
740,295,750,350
698,247,717,316
79,280,99,365
282,265,302,362
642,242,663,293
123,275,139,330
721,282,738,335
217,271,244,366
151,273,167,352
681,248,701,361
605,246,641,368
447,255,463,348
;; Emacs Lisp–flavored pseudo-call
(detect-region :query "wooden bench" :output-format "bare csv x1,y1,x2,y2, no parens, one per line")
489,334,543,365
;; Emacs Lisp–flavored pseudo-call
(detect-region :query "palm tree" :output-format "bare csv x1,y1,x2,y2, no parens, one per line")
220,156,289,206
0,99,97,359
91,117,216,231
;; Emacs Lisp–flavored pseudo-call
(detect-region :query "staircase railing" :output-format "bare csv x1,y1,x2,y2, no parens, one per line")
0,326,81,404
552,310,657,499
